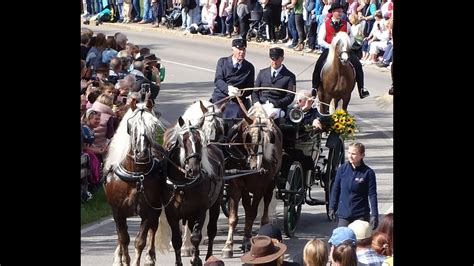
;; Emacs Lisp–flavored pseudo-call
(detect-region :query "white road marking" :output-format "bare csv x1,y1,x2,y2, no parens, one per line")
161,59,215,73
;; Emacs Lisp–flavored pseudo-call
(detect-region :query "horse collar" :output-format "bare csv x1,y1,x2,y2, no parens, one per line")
114,157,161,182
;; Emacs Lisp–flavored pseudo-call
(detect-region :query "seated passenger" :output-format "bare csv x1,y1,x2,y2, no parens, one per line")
290,90,330,131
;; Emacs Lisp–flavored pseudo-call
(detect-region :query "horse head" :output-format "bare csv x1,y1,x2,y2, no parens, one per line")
174,116,205,178
127,99,159,164
330,31,352,65
242,102,279,171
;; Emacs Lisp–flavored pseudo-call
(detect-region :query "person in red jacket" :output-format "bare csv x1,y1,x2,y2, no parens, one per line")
311,3,370,99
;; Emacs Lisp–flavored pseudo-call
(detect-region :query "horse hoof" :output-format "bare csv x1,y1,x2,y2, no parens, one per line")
222,248,233,259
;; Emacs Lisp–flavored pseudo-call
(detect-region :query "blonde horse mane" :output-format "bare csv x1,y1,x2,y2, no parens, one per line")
323,31,352,72
104,103,160,171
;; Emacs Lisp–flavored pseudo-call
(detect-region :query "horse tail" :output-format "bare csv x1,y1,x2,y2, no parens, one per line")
375,93,393,109
155,210,172,254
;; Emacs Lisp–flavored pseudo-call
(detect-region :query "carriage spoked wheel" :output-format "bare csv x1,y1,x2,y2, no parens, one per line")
283,161,305,238
255,34,264,43
246,31,253,42
323,135,345,220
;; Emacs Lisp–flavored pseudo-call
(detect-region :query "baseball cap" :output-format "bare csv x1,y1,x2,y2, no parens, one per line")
258,224,283,242
328,227,356,247
348,220,372,241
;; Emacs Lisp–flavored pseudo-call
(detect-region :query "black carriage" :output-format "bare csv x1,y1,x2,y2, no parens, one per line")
276,109,345,237
219,106,346,238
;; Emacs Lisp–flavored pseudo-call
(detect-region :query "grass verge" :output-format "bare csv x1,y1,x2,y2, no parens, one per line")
81,128,164,226
81,186,112,226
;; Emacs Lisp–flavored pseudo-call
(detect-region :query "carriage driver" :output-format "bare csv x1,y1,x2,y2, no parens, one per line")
311,3,370,99
212,38,256,119
252,47,296,119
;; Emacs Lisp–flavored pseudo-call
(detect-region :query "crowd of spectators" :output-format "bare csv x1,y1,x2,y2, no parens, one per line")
81,0,393,69
80,28,165,201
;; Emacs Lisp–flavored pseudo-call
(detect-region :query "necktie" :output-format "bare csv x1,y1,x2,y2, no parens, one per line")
233,63,239,72
272,71,277,79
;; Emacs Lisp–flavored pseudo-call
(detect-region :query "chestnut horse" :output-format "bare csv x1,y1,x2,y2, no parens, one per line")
160,116,224,266
103,99,166,266
222,102,283,258
319,31,356,114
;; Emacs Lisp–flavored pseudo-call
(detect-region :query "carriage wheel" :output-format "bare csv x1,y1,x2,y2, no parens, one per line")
283,161,304,238
221,182,230,218
246,31,252,42
324,136,345,220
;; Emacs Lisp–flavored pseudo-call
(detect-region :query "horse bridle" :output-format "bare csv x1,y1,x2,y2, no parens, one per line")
127,107,154,165
337,40,350,64
168,124,203,180
202,105,225,144
244,117,268,170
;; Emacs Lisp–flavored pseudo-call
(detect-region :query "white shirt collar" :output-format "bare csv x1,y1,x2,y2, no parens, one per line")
232,58,242,68
271,65,284,76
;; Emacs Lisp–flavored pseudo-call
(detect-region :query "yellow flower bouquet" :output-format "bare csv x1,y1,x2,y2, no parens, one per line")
330,109,357,140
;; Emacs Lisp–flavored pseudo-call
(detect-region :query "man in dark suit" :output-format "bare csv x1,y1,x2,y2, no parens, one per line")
252,47,296,118
212,38,255,119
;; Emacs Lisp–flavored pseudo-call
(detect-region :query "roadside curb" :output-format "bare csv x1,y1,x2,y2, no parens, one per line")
81,215,113,234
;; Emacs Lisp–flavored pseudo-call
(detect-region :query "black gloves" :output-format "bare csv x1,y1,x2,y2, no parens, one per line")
328,209,336,221
370,216,378,230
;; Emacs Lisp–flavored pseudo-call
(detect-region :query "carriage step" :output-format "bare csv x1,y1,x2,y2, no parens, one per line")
305,198,326,206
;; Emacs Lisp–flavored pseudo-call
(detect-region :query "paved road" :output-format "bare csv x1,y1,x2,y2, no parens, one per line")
81,21,393,265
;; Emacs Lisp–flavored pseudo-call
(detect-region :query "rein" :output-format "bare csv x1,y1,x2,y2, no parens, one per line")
231,87,335,116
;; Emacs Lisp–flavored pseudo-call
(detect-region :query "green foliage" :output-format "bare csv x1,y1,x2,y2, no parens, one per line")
156,127,164,144
81,186,111,226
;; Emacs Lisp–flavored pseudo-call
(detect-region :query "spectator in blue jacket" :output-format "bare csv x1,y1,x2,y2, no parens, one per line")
328,142,379,230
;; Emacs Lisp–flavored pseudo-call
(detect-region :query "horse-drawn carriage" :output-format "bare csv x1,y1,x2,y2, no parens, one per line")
275,109,345,237
100,30,356,264
219,102,345,238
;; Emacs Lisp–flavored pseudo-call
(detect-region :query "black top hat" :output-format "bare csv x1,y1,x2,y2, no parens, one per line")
328,3,344,13
232,38,247,49
269,47,284,57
